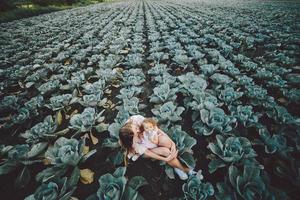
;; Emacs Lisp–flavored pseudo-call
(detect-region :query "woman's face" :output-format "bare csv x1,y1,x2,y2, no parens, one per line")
131,123,141,137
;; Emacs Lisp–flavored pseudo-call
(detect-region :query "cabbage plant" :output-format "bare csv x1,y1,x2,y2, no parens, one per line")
116,96,146,115
172,52,191,69
24,176,78,200
4,95,44,128
182,170,214,200
117,86,142,100
97,167,147,200
151,101,185,129
82,79,106,95
20,115,58,143
69,107,106,136
216,165,286,200
36,137,95,182
229,105,261,128
241,61,258,71
267,75,287,88
186,91,219,120
0,95,19,111
282,88,300,103
45,94,73,111
0,143,47,175
246,85,274,106
122,69,145,87
215,164,287,200
207,134,258,173
193,107,236,136
177,72,207,95
37,80,61,95
218,87,243,105
147,63,170,76
0,143,48,188
265,104,300,126
200,64,218,75
67,72,86,89
80,93,104,107
149,83,178,104
124,53,143,67
210,73,233,84
258,127,293,159
154,72,178,87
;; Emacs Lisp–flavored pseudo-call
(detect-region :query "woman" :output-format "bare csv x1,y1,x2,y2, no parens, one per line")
119,114,196,180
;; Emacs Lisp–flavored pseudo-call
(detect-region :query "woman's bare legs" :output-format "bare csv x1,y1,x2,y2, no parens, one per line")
166,158,190,173
144,148,190,173
149,147,170,157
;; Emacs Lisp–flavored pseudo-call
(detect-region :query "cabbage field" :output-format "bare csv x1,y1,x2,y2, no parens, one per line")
0,0,299,199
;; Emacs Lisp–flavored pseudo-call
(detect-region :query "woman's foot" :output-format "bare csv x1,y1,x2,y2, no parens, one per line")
188,169,197,176
174,168,188,180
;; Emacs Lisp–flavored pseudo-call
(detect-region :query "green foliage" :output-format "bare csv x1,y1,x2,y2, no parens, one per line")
69,107,105,135
151,101,185,128
46,94,72,111
182,171,214,200
36,137,95,182
194,107,236,136
24,175,78,200
20,115,58,143
97,167,147,200
207,135,257,173
149,83,178,104
229,105,261,128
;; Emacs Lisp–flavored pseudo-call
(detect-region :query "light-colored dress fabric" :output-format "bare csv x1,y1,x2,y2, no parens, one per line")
125,114,158,161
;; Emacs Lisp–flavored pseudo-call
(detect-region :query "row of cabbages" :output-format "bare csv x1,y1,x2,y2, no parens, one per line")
0,0,300,199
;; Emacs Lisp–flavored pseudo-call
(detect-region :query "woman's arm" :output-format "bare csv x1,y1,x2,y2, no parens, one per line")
143,148,178,162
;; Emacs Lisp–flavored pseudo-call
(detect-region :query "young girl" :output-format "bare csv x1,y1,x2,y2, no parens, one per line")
141,118,173,151
119,114,196,180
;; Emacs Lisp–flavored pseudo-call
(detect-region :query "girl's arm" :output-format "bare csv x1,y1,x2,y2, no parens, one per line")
157,128,167,136
150,133,159,144
143,149,178,162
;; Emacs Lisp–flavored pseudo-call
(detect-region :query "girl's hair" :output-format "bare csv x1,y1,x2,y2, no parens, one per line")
119,121,134,166
141,118,158,132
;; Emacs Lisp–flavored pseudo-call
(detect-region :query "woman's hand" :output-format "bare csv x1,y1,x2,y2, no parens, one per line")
170,142,176,154
164,149,178,162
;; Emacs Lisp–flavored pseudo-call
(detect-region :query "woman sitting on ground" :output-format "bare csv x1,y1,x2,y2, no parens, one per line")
118,114,196,180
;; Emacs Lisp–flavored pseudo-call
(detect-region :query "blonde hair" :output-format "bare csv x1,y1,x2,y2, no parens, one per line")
141,118,158,132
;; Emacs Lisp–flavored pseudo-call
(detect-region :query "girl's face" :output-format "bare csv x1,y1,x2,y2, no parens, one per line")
143,122,154,132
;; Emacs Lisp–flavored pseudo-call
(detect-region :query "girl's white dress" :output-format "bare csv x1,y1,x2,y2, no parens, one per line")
125,114,158,161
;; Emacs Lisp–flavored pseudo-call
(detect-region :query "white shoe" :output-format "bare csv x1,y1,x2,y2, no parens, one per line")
188,169,197,176
174,168,188,180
